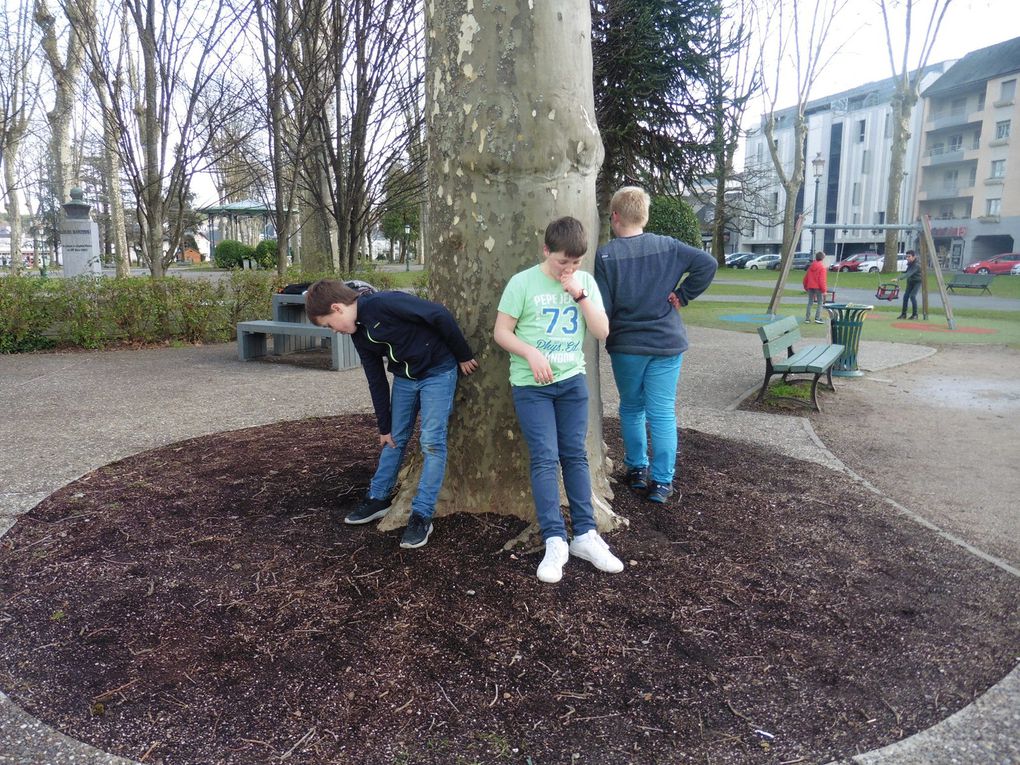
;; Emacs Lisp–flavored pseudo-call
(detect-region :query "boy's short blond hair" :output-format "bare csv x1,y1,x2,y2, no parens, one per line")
610,186,650,228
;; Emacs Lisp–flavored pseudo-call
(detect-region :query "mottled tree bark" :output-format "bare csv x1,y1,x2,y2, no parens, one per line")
379,2,624,540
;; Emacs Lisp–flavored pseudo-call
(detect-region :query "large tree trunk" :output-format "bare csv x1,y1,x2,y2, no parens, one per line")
35,0,83,211
3,144,23,273
379,1,623,540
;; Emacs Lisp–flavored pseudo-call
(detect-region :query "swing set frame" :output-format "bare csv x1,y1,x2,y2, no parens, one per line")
766,215,956,330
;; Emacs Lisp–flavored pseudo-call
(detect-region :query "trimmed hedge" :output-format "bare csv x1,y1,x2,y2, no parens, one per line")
0,269,399,352
213,239,257,269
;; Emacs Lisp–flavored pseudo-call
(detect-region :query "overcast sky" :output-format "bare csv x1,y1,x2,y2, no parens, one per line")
751,0,1010,120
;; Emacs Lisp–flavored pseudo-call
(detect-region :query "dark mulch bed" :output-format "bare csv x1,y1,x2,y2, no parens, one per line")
1,416,1018,765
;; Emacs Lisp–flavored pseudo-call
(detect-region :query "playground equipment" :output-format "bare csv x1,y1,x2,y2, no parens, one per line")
766,216,955,330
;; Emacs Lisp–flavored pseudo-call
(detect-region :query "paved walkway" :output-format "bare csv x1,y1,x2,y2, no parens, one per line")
1,328,1017,763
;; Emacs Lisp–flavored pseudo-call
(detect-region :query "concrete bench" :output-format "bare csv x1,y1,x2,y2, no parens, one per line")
756,316,845,412
237,320,360,370
946,273,993,294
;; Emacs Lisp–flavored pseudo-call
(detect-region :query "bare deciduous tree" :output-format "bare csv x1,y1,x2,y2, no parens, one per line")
878,0,953,272
760,0,849,259
0,3,42,274
66,0,246,276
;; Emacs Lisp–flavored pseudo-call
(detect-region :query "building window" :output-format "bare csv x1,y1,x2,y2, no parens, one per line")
862,150,870,172
939,207,954,219
857,120,866,142
884,112,892,138
991,159,1006,178
986,198,1001,216
996,120,1011,140
930,141,944,156
1001,79,1016,102
852,182,861,205
944,169,959,185
951,97,966,114
969,167,977,186
876,211,886,224
948,134,963,151
977,91,986,111
771,192,779,213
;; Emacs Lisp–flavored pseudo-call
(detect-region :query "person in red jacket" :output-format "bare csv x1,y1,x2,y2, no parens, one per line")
802,252,828,324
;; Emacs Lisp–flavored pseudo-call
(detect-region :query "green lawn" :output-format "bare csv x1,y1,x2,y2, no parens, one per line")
711,266,1020,299
680,298,1020,348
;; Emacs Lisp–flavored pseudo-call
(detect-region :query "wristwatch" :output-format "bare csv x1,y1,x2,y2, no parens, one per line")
573,289,588,303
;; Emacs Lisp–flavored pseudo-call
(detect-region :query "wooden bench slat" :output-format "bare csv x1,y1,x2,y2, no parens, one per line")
757,315,800,342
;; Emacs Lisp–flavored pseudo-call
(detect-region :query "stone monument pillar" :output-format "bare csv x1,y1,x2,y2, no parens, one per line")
61,188,102,277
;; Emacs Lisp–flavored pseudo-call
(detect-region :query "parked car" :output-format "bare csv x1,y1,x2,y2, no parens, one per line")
829,253,872,272
1011,263,1020,276
744,253,781,270
857,254,908,273
829,252,902,272
963,253,1020,275
766,252,813,270
726,252,757,268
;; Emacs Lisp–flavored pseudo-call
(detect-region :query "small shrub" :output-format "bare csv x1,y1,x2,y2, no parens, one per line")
253,239,278,269
647,196,703,249
0,277,57,352
213,239,256,269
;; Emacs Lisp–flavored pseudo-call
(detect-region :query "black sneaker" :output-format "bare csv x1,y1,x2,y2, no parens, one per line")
646,481,676,504
624,466,649,492
400,514,433,549
344,494,393,525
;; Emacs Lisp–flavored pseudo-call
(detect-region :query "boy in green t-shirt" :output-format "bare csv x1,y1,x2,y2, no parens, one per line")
494,216,624,584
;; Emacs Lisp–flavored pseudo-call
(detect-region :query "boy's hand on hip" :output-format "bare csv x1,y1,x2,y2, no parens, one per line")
380,433,395,448
459,359,479,376
667,292,681,309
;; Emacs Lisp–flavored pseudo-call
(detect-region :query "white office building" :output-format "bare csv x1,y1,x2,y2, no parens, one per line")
742,65,951,260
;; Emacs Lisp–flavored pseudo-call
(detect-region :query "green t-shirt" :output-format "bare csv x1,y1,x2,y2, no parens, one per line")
497,264,604,387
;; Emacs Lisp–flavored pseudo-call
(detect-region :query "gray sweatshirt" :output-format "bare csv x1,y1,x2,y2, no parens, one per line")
594,233,717,356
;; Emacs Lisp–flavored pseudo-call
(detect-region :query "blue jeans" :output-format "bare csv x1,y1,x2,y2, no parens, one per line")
369,365,457,519
610,352,684,486
511,374,597,542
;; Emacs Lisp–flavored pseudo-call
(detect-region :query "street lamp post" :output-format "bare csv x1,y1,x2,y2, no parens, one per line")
404,223,411,272
811,152,825,254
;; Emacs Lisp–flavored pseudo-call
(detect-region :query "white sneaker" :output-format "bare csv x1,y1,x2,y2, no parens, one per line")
537,537,569,583
569,530,624,574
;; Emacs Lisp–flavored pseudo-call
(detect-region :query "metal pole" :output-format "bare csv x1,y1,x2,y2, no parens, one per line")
811,176,820,253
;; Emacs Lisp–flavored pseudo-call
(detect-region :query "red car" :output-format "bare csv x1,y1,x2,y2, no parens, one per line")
829,252,881,272
963,253,1020,275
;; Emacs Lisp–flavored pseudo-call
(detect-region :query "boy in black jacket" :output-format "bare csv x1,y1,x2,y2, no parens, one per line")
306,280,478,549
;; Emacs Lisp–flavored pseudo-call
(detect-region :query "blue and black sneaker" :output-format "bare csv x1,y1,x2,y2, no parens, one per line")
624,466,649,493
646,481,676,504
344,494,393,525
399,513,434,549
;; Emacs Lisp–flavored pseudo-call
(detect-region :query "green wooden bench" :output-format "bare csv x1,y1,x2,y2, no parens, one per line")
946,272,993,294
237,320,361,370
756,316,845,412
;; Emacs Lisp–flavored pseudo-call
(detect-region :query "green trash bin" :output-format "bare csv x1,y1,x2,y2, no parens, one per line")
823,302,873,377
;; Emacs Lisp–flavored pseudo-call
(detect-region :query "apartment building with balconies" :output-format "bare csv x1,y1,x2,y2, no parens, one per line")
742,64,949,261
916,37,1020,269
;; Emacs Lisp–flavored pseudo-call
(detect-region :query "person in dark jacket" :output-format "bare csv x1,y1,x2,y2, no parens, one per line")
306,280,478,549
594,186,717,505
896,250,922,319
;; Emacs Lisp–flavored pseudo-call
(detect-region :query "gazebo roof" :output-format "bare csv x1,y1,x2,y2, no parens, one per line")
195,199,277,216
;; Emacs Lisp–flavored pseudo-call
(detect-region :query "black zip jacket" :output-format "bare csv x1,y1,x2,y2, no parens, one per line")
352,291,474,435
